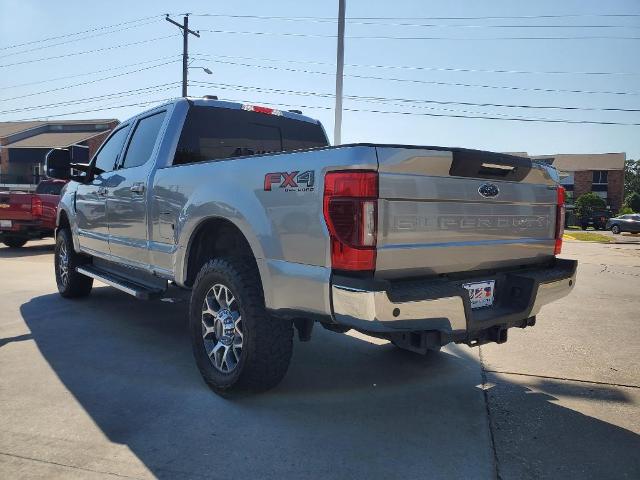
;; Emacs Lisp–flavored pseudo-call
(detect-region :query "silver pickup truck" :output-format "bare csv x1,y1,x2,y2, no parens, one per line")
47,97,576,394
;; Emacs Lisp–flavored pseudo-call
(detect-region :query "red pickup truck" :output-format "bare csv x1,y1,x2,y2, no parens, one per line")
0,179,66,248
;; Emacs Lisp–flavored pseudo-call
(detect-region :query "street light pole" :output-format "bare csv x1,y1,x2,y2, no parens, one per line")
333,0,346,145
165,14,200,97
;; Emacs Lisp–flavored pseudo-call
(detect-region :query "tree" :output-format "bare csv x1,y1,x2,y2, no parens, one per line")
626,191,640,213
624,159,640,200
574,192,606,218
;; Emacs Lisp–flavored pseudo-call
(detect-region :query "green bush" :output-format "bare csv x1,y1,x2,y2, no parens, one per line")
625,192,640,213
619,206,634,215
574,192,606,218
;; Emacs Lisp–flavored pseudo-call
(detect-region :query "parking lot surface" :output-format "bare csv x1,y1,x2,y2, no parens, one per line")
1,240,638,479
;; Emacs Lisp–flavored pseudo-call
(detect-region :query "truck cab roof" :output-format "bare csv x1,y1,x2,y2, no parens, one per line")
143,96,322,127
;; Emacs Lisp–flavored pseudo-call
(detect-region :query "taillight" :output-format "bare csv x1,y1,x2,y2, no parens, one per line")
323,171,378,271
31,196,43,217
554,186,565,255
241,104,283,116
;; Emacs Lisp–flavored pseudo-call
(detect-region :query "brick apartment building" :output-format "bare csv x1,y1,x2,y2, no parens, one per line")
0,119,118,190
511,152,626,213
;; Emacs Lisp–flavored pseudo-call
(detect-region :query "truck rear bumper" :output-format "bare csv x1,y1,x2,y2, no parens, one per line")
330,258,577,344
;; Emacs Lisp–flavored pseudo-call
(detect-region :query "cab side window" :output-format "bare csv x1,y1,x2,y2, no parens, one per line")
93,125,131,174
120,111,166,169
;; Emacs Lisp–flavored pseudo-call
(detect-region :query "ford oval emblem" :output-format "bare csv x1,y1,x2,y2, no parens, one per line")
478,183,499,198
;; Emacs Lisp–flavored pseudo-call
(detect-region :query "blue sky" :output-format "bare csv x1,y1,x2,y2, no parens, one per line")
1,0,639,158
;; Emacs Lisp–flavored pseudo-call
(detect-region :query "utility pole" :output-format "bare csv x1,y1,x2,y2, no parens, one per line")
165,14,200,97
333,0,346,145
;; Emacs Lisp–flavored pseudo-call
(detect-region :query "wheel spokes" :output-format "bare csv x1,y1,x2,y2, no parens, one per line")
213,284,225,307
203,291,220,315
201,283,243,373
58,243,69,285
225,288,235,308
201,318,216,340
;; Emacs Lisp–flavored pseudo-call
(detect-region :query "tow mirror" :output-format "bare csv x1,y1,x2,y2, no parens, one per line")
45,145,90,181
45,148,72,180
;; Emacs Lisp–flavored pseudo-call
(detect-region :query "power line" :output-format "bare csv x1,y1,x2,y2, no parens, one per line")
194,52,639,76
0,60,180,102
0,18,161,59
187,81,596,120
199,28,640,41
191,13,640,29
187,87,640,126
188,80,640,112
0,35,176,69
192,13,640,21
313,21,640,29
11,98,175,122
191,57,640,96
12,92,640,125
0,55,180,90
351,14,640,20
0,83,181,115
0,15,162,51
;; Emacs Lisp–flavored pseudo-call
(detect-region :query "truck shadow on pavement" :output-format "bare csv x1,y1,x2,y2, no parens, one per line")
20,288,640,479
0,241,54,258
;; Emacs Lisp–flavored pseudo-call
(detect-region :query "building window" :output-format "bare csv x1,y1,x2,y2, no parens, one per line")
592,170,608,185
565,190,574,203
559,171,574,192
592,191,608,200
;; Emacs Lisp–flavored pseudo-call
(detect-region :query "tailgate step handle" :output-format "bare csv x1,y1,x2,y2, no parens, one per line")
449,150,531,181
76,265,166,300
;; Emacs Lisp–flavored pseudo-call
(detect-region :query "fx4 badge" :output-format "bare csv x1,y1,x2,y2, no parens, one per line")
264,171,315,192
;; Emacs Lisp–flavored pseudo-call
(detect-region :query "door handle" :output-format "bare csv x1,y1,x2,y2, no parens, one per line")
130,183,145,194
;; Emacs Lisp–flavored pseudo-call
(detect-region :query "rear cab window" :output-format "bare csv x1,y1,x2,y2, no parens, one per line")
172,106,328,166
35,182,63,195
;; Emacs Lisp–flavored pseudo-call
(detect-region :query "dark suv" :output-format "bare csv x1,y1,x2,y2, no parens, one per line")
580,209,611,230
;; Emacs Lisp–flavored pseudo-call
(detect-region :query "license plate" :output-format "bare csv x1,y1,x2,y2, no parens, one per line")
0,220,11,228
463,280,495,309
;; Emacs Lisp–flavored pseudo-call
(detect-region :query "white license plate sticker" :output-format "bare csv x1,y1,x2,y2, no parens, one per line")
463,280,495,309
0,220,11,228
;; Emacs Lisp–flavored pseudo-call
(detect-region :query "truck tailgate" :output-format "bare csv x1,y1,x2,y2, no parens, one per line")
375,147,558,278
0,192,34,222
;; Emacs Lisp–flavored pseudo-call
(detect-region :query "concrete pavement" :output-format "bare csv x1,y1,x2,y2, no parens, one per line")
0,239,638,479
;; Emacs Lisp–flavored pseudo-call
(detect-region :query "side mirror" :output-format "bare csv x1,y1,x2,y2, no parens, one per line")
45,145,91,181
45,148,72,180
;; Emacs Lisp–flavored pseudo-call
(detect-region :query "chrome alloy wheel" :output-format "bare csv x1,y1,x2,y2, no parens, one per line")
57,241,70,287
201,284,243,373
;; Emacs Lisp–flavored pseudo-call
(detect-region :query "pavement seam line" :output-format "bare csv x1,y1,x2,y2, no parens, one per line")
484,370,640,389
479,346,502,480
0,451,143,479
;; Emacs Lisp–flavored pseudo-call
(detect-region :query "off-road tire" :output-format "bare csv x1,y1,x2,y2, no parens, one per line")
55,228,93,298
3,237,27,248
189,257,293,394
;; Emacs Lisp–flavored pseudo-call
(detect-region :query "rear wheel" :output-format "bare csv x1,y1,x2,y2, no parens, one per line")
611,225,621,235
3,237,27,248
189,257,293,394
55,229,93,298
